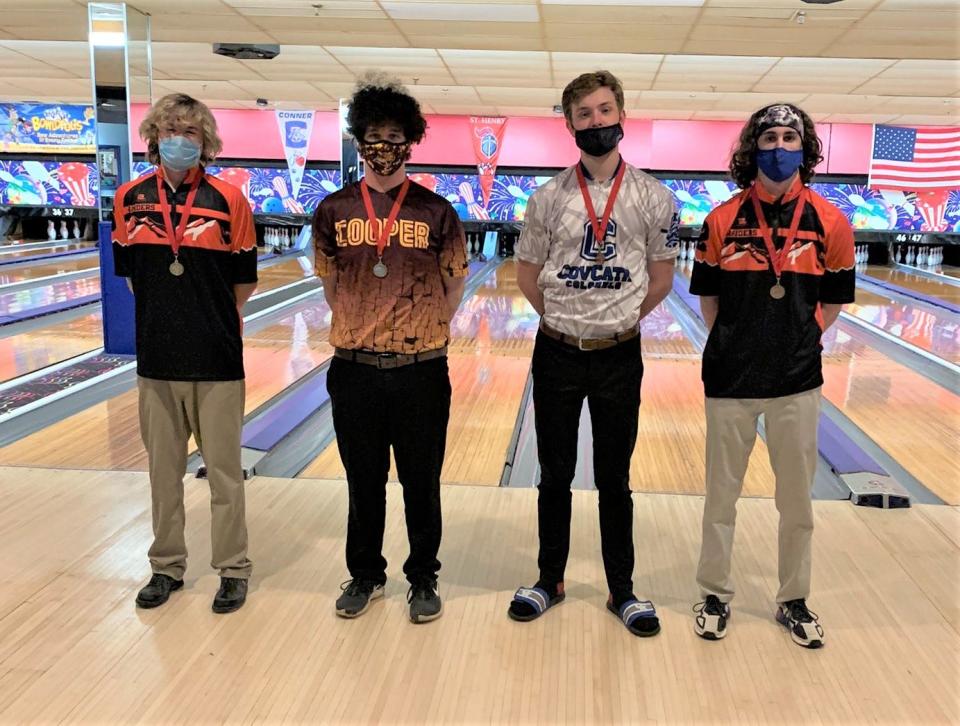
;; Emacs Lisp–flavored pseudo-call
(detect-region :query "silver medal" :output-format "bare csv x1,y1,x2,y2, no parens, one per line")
770,283,785,299
372,260,388,278
169,259,185,277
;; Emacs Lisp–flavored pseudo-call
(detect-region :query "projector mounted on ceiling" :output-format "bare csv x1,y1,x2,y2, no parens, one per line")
213,43,280,60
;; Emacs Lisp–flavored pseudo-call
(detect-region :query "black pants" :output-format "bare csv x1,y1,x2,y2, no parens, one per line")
531,330,643,599
327,355,451,586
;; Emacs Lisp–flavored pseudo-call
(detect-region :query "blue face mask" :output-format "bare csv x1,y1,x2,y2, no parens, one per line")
158,135,202,172
756,147,803,182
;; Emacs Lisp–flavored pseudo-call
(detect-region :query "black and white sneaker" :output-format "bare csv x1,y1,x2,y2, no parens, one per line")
335,578,384,618
693,595,731,640
776,599,825,649
407,580,443,623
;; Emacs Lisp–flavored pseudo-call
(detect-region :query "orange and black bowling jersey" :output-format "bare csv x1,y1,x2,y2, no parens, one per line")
690,177,855,398
112,166,257,381
313,180,469,354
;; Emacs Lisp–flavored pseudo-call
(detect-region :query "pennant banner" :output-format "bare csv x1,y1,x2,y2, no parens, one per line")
469,116,508,212
275,109,315,201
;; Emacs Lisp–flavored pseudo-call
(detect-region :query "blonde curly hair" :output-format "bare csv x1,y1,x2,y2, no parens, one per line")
139,93,222,166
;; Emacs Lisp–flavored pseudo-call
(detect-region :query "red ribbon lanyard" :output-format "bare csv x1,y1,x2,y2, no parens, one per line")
750,185,807,282
576,161,626,248
156,172,201,257
360,178,410,258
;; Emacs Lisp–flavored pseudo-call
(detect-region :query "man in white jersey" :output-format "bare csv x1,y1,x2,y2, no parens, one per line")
507,71,679,637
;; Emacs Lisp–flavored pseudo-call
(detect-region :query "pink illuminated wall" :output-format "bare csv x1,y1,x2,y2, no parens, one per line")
129,103,876,174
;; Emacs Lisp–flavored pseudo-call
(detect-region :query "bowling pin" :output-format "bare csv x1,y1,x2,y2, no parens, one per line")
917,246,926,266
47,220,57,241
59,220,68,239
72,220,81,239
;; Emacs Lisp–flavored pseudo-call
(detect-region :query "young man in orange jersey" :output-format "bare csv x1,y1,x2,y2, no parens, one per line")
690,104,855,648
113,93,257,614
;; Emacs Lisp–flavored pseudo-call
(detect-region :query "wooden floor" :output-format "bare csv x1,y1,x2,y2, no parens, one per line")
0,311,103,383
0,467,956,724
0,291,333,470
0,256,313,386
845,286,959,365
0,241,95,261
301,263,780,494
823,321,960,505
865,265,960,304
0,255,98,285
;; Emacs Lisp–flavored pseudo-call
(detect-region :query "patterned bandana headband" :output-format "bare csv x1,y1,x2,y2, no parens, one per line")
755,104,804,139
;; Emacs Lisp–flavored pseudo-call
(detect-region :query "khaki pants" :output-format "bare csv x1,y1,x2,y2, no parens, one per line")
138,377,252,580
696,387,820,604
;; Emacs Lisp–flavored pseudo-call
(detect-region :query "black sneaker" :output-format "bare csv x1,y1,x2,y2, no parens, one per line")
335,578,384,618
212,577,248,614
407,580,442,624
693,595,731,641
135,573,183,609
776,598,825,649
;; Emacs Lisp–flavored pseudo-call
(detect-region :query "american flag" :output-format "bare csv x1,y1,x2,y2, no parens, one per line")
868,125,960,191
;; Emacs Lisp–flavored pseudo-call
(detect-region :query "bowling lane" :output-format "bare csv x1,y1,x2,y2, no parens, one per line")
863,266,960,305
822,322,960,505
0,293,334,470
848,286,959,364
255,254,315,293
301,261,779,496
676,263,960,503
0,311,103,383
299,262,541,484
0,256,99,286
0,276,100,317
0,242,96,261
629,302,777,497
0,256,313,385
939,265,960,280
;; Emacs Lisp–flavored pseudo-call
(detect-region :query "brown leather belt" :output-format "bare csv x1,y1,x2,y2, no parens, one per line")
333,346,447,369
539,321,640,351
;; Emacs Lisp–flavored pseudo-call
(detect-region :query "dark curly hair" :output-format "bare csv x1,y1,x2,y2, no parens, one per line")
729,103,823,189
347,73,427,144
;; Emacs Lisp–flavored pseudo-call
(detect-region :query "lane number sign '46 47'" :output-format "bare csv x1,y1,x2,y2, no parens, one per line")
895,233,923,243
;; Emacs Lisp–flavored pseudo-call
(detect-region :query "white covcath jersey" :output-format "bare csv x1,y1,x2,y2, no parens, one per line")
515,160,680,339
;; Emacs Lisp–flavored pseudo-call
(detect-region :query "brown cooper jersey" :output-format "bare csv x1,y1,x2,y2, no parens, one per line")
312,179,469,354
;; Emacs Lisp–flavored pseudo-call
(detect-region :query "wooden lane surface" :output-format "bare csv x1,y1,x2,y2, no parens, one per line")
0,256,99,285
676,264,959,503
299,262,540,484
630,303,777,497
0,311,103,383
0,294,334,470
0,257,312,385
939,265,960,279
303,262,778,496
0,242,95,261
0,468,956,724
822,322,960,504
848,286,959,365
253,255,315,293
864,265,960,304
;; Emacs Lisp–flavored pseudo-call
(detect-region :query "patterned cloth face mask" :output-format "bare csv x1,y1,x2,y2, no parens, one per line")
358,140,412,176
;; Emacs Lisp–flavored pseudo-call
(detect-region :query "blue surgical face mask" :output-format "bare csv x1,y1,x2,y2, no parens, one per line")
755,147,803,182
158,135,202,172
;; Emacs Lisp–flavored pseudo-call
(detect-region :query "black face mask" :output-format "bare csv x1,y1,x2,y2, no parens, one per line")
574,123,624,157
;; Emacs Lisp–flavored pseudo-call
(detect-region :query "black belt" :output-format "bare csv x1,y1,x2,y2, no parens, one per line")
333,347,447,369
539,321,640,351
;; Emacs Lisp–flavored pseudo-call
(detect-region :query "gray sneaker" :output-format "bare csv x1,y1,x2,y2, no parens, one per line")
407,580,443,623
335,578,384,618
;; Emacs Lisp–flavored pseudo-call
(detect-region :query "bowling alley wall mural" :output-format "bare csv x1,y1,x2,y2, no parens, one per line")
0,160,97,207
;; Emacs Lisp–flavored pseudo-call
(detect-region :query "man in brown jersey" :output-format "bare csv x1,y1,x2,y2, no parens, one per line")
312,76,468,623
